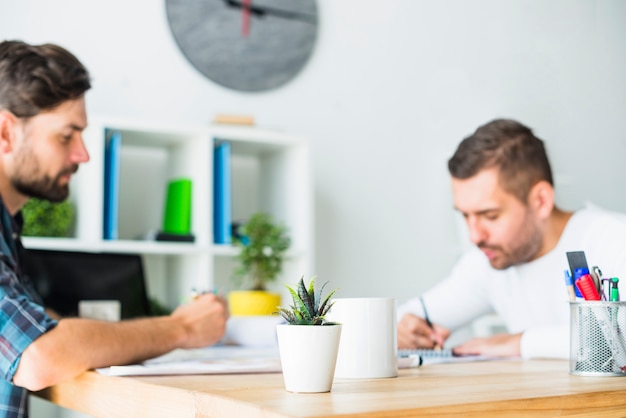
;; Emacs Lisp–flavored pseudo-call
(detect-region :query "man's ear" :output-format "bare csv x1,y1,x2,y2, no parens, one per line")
0,110,16,153
528,180,554,219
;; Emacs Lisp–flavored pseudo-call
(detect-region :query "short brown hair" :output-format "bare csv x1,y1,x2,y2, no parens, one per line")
448,119,553,203
0,40,91,117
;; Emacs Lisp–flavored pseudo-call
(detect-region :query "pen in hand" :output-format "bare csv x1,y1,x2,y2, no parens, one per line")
420,296,442,350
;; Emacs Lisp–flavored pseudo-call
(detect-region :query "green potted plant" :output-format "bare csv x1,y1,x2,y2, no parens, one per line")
229,212,290,316
21,198,74,237
275,276,342,393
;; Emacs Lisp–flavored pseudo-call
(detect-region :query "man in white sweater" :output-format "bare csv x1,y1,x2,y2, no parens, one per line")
397,119,626,359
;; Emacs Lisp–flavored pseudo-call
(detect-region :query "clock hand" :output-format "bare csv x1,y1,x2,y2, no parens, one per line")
224,0,317,24
241,0,251,36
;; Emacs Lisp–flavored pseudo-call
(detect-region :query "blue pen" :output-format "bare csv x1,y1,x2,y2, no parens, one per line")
564,269,576,302
573,268,589,298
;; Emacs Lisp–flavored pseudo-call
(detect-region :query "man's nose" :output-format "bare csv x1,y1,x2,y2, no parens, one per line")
70,136,90,164
467,218,487,245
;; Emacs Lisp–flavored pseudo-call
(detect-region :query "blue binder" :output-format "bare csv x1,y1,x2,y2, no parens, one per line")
103,130,121,240
213,141,232,244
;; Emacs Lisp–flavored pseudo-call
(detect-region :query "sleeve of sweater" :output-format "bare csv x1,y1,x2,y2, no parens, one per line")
397,248,494,331
520,325,570,359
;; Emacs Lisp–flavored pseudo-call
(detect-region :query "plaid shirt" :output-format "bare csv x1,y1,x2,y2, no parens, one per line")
0,199,57,418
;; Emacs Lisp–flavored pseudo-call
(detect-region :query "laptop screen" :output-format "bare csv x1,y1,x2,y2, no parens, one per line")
23,249,152,319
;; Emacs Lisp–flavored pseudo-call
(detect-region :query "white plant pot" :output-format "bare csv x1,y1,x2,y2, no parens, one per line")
276,324,342,393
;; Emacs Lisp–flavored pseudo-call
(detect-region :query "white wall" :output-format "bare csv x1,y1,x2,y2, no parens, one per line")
2,0,625,306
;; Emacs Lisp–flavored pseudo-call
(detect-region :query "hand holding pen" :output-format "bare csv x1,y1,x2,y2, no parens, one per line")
420,296,445,350
397,298,449,350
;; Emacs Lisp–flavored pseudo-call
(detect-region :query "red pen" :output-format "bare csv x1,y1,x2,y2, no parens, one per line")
575,274,601,301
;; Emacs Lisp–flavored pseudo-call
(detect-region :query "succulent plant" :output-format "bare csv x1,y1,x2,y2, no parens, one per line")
277,276,337,325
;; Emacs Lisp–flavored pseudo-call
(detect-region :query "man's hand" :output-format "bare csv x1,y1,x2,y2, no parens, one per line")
398,313,449,349
453,333,522,357
171,293,229,348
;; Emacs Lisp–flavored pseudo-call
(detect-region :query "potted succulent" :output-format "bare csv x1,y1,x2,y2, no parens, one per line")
229,212,290,316
275,276,342,393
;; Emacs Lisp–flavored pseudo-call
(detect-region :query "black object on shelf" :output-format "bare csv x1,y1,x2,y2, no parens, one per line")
155,231,195,243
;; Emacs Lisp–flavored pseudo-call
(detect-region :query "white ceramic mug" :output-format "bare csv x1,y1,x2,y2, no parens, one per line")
327,297,397,379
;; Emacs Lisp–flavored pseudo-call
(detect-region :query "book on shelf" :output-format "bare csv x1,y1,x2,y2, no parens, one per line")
103,129,121,240
213,140,232,244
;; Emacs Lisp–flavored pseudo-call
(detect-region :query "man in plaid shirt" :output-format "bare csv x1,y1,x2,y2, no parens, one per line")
0,40,229,417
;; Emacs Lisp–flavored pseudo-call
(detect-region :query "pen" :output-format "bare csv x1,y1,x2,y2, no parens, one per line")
573,267,588,298
591,266,603,296
564,269,576,302
189,287,218,302
610,277,620,302
191,287,203,300
397,353,423,369
608,277,620,331
420,296,441,350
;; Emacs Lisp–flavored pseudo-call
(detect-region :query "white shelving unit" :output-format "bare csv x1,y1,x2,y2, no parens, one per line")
22,118,313,309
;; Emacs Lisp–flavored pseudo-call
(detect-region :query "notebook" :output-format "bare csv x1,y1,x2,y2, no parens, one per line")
398,348,498,364
398,348,455,359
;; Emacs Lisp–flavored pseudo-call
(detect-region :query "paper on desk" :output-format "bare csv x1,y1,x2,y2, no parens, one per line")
97,345,282,376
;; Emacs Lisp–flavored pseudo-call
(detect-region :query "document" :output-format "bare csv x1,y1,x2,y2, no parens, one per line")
97,345,282,376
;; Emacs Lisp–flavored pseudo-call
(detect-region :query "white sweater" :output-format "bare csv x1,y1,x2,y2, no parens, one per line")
397,204,626,359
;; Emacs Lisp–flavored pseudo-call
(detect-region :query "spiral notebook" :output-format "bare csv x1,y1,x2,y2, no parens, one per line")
398,348,498,364
399,348,454,358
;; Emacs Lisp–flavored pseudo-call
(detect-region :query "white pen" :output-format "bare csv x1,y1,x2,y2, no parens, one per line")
591,266,603,299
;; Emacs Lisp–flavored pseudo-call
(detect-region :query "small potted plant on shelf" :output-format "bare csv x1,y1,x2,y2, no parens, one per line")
21,197,74,237
229,212,290,316
275,276,342,393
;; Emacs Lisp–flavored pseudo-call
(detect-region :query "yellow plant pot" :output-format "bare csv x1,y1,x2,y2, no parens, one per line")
228,290,281,316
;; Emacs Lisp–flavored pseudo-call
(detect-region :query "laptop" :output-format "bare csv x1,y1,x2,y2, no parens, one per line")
23,249,152,319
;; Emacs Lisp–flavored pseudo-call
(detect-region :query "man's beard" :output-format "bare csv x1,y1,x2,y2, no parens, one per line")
13,165,78,202
478,215,543,270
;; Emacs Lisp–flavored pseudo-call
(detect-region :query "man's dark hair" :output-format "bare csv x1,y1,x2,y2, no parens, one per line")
0,40,91,117
448,119,554,203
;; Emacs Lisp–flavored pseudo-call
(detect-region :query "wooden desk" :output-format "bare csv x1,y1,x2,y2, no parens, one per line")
35,360,626,417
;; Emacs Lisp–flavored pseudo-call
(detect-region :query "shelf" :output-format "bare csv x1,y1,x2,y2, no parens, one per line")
24,117,312,309
23,237,209,255
213,244,239,257
211,244,305,260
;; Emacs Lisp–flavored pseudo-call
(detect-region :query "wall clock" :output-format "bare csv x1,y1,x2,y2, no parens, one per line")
165,0,318,92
